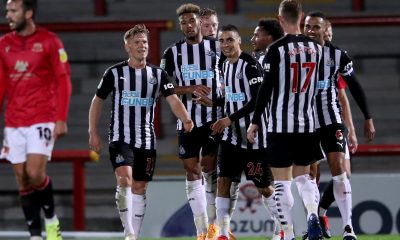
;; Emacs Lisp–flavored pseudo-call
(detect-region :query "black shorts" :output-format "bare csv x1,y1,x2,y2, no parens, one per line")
178,122,220,159
217,141,273,188
109,141,156,181
317,123,348,154
267,133,323,168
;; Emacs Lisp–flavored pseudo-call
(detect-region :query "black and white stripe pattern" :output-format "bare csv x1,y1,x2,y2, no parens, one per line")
266,35,322,133
161,37,223,130
221,52,267,149
96,61,174,149
315,41,354,128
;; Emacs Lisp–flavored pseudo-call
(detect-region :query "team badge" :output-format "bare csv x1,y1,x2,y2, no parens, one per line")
206,50,215,57
179,145,186,155
58,48,68,63
14,60,29,72
236,71,243,80
148,74,158,84
32,43,43,52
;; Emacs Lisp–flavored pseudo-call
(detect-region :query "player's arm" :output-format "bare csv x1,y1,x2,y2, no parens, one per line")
247,47,277,143
88,70,113,153
160,70,193,132
88,96,104,153
340,54,375,142
338,78,358,153
49,35,72,139
0,60,6,113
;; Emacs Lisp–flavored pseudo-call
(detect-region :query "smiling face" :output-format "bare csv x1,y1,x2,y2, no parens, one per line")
125,33,148,62
250,26,273,53
218,30,241,60
179,12,201,41
304,15,325,45
5,0,29,32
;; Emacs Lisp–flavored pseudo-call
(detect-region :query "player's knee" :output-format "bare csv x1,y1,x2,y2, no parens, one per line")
132,181,147,195
117,176,132,188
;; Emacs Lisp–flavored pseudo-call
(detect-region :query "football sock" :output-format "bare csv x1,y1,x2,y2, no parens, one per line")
20,188,42,237
203,170,217,224
333,172,353,228
33,176,55,218
216,197,230,237
131,193,146,236
115,186,134,236
294,174,319,219
186,179,208,234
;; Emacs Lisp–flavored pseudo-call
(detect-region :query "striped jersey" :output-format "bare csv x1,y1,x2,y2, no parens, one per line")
160,37,223,130
315,41,355,128
221,52,268,149
96,61,175,149
253,34,322,133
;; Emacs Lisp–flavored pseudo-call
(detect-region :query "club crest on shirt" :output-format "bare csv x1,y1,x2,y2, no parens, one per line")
326,58,335,67
206,50,215,57
14,60,29,72
236,71,243,80
148,74,158,84
32,43,43,52
58,48,68,63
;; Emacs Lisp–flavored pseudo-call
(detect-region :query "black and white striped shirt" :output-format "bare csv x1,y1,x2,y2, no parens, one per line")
160,37,223,130
96,61,175,149
252,34,322,133
222,52,268,149
315,41,355,128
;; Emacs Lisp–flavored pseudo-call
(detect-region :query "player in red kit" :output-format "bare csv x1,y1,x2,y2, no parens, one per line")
0,1,71,240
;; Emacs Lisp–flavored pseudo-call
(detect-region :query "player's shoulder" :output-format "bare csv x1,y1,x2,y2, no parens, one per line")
104,60,128,73
35,27,61,40
325,41,347,54
0,31,16,45
146,62,164,72
203,36,218,42
240,52,258,65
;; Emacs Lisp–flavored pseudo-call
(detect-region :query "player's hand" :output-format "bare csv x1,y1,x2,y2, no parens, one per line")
183,119,194,133
192,85,211,97
211,117,231,135
247,123,259,144
193,95,213,107
54,120,68,140
364,118,375,142
347,129,358,154
89,131,102,153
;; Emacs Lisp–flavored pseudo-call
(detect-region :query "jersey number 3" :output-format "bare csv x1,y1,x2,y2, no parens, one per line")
290,62,316,93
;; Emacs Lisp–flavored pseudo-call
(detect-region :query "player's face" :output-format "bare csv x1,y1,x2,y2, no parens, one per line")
200,15,219,38
304,16,325,45
5,0,28,32
125,33,148,62
179,13,200,40
250,26,272,53
324,25,333,42
218,30,241,59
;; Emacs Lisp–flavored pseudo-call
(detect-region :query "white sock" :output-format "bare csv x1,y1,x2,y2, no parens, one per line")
274,181,295,239
229,182,240,218
333,172,353,228
262,193,279,220
216,197,230,237
131,193,146,236
311,177,320,204
203,170,217,224
115,186,134,236
186,179,208,234
294,174,319,219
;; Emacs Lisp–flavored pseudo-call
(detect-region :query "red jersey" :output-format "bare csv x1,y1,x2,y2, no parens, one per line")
0,27,72,127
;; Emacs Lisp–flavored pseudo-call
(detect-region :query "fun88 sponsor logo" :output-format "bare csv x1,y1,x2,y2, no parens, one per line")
181,64,214,81
121,90,154,107
225,86,245,102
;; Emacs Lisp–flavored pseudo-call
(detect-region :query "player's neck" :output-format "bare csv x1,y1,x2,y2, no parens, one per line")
283,24,301,35
16,20,36,37
228,50,241,64
128,58,146,69
186,34,203,45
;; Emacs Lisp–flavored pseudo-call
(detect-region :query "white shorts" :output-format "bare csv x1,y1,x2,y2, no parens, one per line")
1,122,55,164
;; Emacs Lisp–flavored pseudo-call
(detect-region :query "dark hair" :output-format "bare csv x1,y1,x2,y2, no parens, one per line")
258,18,284,41
199,8,217,17
11,0,37,18
279,0,302,24
220,24,240,35
306,11,327,20
124,24,149,42
176,3,200,16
